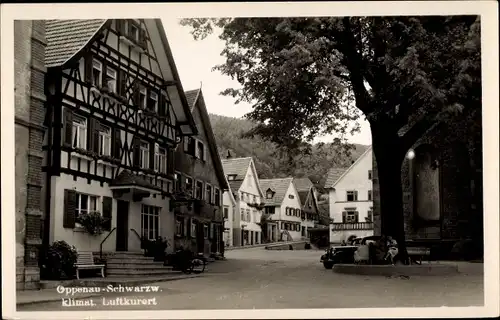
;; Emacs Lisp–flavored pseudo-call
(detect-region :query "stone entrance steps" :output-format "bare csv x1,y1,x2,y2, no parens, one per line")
106,251,178,277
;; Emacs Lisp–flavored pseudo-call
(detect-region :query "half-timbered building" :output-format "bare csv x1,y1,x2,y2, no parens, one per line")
42,19,197,254
171,88,228,256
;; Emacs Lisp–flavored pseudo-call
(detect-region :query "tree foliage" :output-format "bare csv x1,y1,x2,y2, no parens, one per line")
181,16,480,154
182,16,481,256
209,113,368,188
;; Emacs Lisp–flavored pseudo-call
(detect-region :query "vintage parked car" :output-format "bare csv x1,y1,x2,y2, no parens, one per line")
320,236,382,269
320,245,359,269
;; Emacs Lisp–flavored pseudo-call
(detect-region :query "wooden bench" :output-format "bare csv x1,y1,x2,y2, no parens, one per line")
407,247,432,265
75,251,105,280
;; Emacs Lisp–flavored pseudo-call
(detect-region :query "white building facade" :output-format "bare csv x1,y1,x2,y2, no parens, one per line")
324,147,374,244
222,157,264,246
222,184,237,247
260,178,305,242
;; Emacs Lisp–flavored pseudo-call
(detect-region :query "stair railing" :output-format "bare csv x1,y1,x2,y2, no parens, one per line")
100,227,116,259
130,228,143,249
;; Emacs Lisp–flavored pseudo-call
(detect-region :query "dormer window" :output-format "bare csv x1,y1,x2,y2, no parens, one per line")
266,188,274,199
91,60,102,87
227,174,237,181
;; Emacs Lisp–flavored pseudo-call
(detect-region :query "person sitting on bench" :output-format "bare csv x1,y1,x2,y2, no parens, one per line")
384,236,399,265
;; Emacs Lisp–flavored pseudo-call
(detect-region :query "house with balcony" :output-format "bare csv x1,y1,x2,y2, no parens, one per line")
292,177,320,238
324,146,374,244
171,88,228,257
41,19,198,260
260,178,305,242
221,156,264,246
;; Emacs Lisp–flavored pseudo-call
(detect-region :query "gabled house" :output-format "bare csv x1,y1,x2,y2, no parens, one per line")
324,146,373,244
41,19,197,256
293,177,321,237
221,156,264,246
260,178,304,242
171,88,228,256
222,176,237,247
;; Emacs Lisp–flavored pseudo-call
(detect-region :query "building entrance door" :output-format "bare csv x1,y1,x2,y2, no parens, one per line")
115,200,129,251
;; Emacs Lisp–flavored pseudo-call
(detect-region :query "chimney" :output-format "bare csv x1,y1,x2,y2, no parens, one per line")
226,150,232,159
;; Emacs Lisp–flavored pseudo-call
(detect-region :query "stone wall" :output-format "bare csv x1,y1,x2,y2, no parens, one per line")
15,20,47,290
372,109,483,250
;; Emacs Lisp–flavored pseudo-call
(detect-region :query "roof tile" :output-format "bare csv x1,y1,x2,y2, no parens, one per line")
45,19,106,67
324,167,349,189
221,157,252,181
184,89,200,110
260,178,293,206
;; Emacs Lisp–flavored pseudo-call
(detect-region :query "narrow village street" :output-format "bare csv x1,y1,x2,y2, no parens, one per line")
18,248,483,311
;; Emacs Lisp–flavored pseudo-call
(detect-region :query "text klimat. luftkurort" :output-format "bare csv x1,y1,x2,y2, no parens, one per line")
61,297,158,307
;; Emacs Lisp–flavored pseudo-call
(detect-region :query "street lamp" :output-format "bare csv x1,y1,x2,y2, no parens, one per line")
406,149,415,160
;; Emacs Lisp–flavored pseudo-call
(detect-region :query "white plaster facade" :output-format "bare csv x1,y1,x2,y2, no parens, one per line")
222,157,264,246
327,147,374,244
222,186,236,247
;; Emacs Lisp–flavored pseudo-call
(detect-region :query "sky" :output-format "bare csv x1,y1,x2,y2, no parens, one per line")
162,18,372,146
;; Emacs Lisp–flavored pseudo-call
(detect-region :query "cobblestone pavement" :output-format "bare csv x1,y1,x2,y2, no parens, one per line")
18,248,483,311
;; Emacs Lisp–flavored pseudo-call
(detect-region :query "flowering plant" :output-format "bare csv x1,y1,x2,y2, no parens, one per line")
76,212,108,236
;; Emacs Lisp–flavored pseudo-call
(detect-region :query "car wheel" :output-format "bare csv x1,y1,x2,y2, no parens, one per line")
323,261,334,269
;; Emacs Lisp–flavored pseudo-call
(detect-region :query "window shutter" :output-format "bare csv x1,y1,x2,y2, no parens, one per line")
183,137,189,152
63,108,73,147
112,128,121,160
101,60,108,89
63,189,76,228
203,145,207,161
342,211,347,223
92,119,100,153
116,19,125,36
119,71,127,98
133,81,140,107
84,55,93,83
183,217,188,236
354,211,359,223
158,94,166,117
149,141,155,170
354,191,358,201
102,196,112,231
194,139,199,158
167,148,175,175
139,27,147,50
186,218,191,237
87,117,95,151
132,136,140,167
209,223,214,239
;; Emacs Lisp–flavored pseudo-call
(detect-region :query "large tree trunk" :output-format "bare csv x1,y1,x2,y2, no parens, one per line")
372,128,410,264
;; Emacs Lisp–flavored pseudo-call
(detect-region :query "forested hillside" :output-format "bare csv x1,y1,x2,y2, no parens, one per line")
209,114,369,190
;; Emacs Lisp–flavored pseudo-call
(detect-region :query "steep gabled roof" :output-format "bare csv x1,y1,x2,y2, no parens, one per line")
184,88,228,190
324,168,349,189
185,89,200,110
293,177,314,191
259,178,294,206
221,157,252,193
293,177,315,204
44,19,197,135
221,157,252,180
324,146,373,189
45,19,107,68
